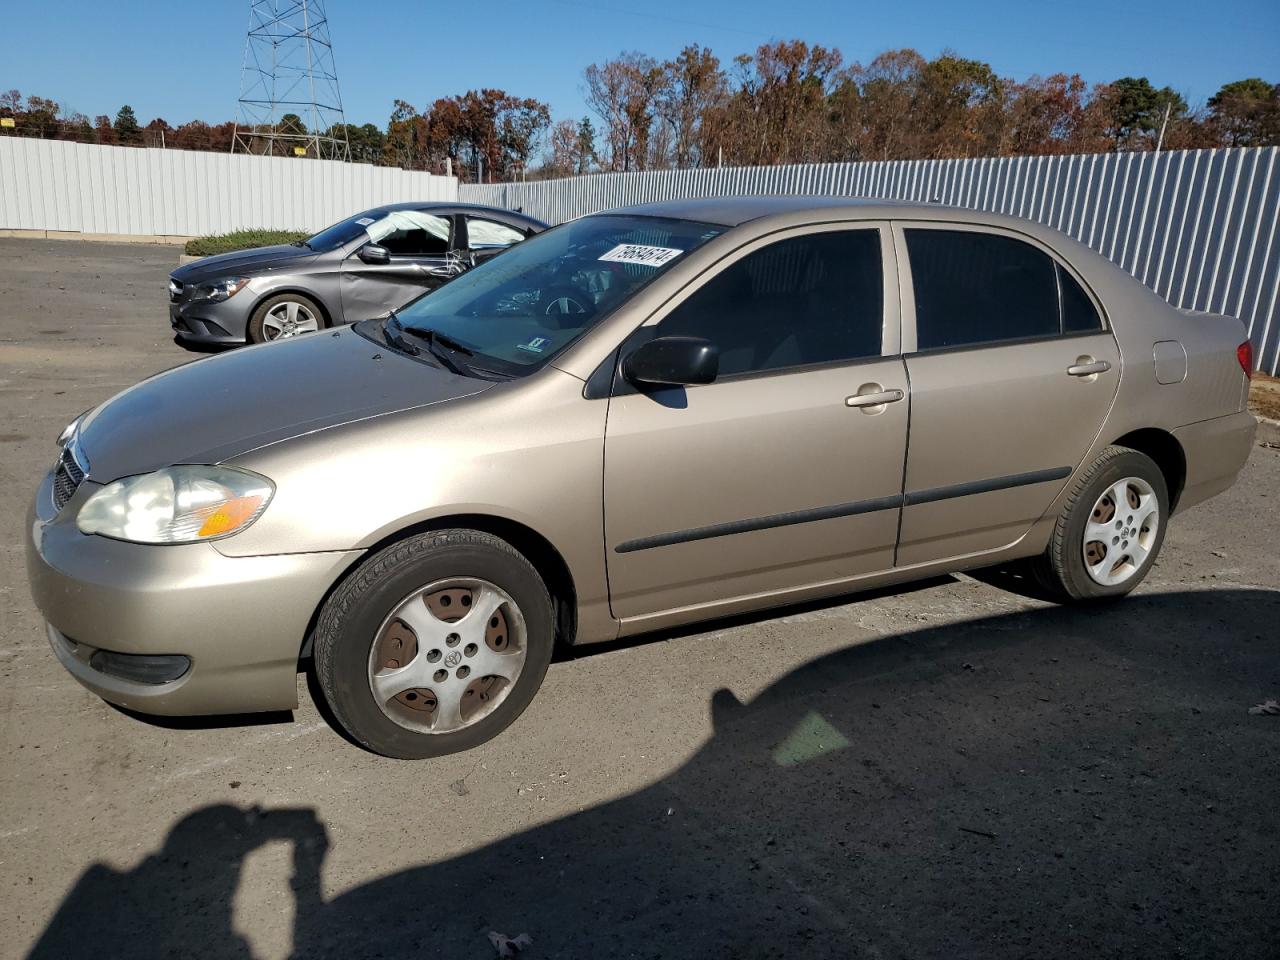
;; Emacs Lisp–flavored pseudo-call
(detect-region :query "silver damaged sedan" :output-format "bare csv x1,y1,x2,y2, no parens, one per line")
29,197,1257,758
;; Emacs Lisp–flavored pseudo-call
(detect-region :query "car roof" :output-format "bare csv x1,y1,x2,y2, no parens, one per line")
365,201,547,229
602,195,1028,231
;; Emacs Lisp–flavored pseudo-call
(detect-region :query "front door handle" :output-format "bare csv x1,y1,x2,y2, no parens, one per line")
1067,358,1111,377
846,387,905,408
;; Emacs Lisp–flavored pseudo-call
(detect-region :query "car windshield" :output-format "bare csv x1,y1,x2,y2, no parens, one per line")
387,215,725,375
304,208,452,253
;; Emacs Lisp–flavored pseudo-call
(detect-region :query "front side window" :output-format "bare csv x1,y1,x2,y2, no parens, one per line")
303,208,452,255
655,229,884,377
367,210,452,256
907,229,1064,350
381,215,725,375
467,217,527,249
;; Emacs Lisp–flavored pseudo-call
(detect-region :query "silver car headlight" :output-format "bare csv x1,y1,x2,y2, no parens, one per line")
194,277,250,302
77,465,274,544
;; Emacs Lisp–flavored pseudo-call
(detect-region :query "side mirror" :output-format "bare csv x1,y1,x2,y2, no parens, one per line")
623,336,719,387
358,244,391,265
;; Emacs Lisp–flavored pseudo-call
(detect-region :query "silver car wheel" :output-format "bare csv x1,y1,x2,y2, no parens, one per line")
260,299,320,340
1082,476,1160,587
367,577,527,735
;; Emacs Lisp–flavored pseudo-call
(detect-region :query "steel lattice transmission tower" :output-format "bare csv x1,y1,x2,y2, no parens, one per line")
232,0,351,160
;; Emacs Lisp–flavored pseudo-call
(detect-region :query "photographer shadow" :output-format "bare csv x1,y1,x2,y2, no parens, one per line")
28,588,1280,959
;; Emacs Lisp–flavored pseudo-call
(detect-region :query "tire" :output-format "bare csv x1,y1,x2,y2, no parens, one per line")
313,530,555,759
1031,445,1169,602
246,292,326,343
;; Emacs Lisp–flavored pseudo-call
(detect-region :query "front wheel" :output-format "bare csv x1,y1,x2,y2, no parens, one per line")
1032,445,1169,602
247,293,326,343
313,530,555,759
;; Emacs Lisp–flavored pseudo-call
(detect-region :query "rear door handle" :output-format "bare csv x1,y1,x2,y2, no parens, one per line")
1067,359,1111,377
846,388,905,408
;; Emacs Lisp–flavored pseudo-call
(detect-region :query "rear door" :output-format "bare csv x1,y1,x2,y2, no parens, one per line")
603,223,909,621
895,223,1120,566
340,211,461,321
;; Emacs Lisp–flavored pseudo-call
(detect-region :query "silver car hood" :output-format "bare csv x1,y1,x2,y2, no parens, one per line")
172,244,319,281
77,329,492,481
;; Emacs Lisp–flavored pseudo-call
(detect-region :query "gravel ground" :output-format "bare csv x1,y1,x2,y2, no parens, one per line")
1,239,1278,960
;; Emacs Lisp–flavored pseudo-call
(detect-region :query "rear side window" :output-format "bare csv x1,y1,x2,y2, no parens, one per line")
907,229,1070,350
467,217,527,248
657,229,884,377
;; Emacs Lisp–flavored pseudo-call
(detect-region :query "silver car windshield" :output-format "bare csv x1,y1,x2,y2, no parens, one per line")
391,215,725,374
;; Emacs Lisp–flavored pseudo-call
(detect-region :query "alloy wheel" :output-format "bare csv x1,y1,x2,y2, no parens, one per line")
261,300,320,339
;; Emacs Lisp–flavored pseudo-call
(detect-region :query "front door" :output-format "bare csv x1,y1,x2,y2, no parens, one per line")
603,224,909,621
894,223,1121,566
341,211,461,322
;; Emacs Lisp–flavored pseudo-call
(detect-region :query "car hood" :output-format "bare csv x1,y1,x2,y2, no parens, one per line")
173,244,320,282
76,329,492,481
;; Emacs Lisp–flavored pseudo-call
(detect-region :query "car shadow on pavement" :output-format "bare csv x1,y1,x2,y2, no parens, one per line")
27,588,1280,959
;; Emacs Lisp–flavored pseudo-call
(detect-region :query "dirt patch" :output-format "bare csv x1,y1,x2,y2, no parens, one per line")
1250,373,1280,422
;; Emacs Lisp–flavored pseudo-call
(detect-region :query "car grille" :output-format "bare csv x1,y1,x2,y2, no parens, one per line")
52,444,87,511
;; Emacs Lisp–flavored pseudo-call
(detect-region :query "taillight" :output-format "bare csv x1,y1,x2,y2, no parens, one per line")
1237,341,1254,379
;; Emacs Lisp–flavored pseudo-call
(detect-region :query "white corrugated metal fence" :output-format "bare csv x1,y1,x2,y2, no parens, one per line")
0,137,457,238
462,149,1280,375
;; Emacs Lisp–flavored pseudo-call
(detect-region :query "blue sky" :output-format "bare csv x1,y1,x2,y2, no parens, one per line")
7,0,1279,129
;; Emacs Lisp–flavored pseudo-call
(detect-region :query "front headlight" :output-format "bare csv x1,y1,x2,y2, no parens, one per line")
77,465,274,544
194,277,250,302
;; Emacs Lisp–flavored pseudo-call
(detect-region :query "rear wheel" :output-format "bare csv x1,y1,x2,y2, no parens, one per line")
247,293,325,343
313,530,554,759
1032,446,1168,602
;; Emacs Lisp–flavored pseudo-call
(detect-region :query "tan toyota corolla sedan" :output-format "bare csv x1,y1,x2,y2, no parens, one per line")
28,197,1257,758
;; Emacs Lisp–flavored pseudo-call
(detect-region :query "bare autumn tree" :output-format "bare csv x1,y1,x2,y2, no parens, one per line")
419,89,550,181
654,44,727,168
544,118,581,178
851,49,928,160
705,40,843,166
912,54,1006,158
1001,74,1110,155
584,52,663,171
383,99,430,170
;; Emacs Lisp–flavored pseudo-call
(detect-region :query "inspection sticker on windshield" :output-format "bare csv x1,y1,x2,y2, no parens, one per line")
599,243,683,268
517,336,551,354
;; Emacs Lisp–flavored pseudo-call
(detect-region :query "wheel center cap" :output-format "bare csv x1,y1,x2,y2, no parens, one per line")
444,651,462,668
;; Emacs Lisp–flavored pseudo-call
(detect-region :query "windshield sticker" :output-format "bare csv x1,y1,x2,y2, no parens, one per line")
516,336,551,354
599,243,683,268
355,217,376,226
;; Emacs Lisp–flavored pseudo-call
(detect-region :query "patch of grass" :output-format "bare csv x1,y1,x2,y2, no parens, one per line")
184,229,309,257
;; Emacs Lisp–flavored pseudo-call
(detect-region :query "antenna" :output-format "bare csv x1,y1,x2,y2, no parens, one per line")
232,0,351,160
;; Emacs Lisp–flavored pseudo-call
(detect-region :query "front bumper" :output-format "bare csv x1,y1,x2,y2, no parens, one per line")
169,290,254,344
27,469,359,715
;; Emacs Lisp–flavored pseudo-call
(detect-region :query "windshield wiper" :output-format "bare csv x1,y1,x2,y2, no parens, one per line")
383,313,421,357
386,314,472,376
292,238,313,249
